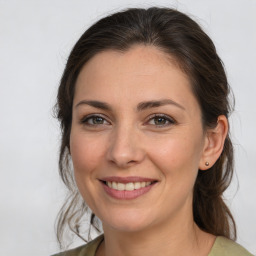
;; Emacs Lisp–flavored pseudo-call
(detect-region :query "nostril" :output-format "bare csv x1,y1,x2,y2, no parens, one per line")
128,160,136,163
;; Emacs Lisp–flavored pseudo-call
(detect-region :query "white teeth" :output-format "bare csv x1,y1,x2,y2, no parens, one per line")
106,181,153,191
117,183,125,191
125,182,135,191
112,181,118,189
134,182,141,189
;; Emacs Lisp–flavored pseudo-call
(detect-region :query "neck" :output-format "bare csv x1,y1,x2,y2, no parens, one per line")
97,211,215,256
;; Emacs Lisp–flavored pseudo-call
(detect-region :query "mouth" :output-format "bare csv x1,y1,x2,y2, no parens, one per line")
101,180,156,191
99,177,158,200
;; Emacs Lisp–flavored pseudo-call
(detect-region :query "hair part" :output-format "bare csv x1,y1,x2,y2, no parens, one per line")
55,7,236,248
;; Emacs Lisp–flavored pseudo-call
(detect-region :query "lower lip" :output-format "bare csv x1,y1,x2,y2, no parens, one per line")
102,182,156,200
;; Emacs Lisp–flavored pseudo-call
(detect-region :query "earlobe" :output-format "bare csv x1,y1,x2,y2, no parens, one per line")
199,115,228,170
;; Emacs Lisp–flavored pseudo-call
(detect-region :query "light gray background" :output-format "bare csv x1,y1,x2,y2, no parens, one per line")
0,0,255,255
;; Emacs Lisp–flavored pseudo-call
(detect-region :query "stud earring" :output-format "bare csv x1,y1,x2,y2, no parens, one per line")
205,162,209,166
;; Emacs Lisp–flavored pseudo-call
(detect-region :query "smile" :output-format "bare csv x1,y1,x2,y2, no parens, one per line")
100,177,158,200
105,181,153,191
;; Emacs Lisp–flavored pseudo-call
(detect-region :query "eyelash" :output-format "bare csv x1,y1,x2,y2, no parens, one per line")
80,114,176,128
146,114,176,127
80,114,110,126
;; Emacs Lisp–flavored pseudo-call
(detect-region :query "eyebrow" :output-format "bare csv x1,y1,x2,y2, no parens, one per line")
75,99,185,111
75,100,111,110
137,99,185,111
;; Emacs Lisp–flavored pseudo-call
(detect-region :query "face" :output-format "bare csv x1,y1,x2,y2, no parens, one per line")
70,45,208,233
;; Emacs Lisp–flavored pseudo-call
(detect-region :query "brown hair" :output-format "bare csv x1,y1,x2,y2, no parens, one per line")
55,7,236,247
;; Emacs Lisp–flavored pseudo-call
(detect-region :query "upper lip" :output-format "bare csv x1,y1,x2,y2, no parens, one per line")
100,176,157,184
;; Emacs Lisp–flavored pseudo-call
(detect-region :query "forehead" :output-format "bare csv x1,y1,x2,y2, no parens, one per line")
77,45,180,82
74,45,199,113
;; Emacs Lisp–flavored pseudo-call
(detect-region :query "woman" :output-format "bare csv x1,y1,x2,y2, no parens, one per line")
53,7,252,256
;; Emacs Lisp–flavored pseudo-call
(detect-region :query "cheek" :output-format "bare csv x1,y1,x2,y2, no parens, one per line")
69,130,108,209
70,130,106,180
148,132,203,179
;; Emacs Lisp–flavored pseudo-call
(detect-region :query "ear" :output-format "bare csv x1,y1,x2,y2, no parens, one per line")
199,115,228,170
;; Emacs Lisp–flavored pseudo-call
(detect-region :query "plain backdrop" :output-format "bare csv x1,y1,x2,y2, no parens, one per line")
0,0,255,255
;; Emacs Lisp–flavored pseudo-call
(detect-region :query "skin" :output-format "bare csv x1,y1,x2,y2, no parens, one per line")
70,45,228,256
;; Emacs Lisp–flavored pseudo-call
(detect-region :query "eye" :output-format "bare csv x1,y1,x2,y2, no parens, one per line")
147,114,176,127
81,114,110,126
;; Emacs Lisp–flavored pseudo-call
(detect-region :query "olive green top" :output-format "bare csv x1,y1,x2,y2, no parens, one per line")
52,235,253,256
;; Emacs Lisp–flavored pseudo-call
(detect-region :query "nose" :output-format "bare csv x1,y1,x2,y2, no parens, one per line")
106,124,145,168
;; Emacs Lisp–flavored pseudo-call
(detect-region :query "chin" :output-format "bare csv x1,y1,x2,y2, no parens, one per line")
106,221,150,233
101,210,154,233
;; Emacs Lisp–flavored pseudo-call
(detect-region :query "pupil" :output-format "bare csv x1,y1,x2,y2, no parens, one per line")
155,117,166,125
93,117,103,124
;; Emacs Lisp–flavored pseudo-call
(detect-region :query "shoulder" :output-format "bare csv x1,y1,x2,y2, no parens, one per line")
51,235,104,256
209,236,253,256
